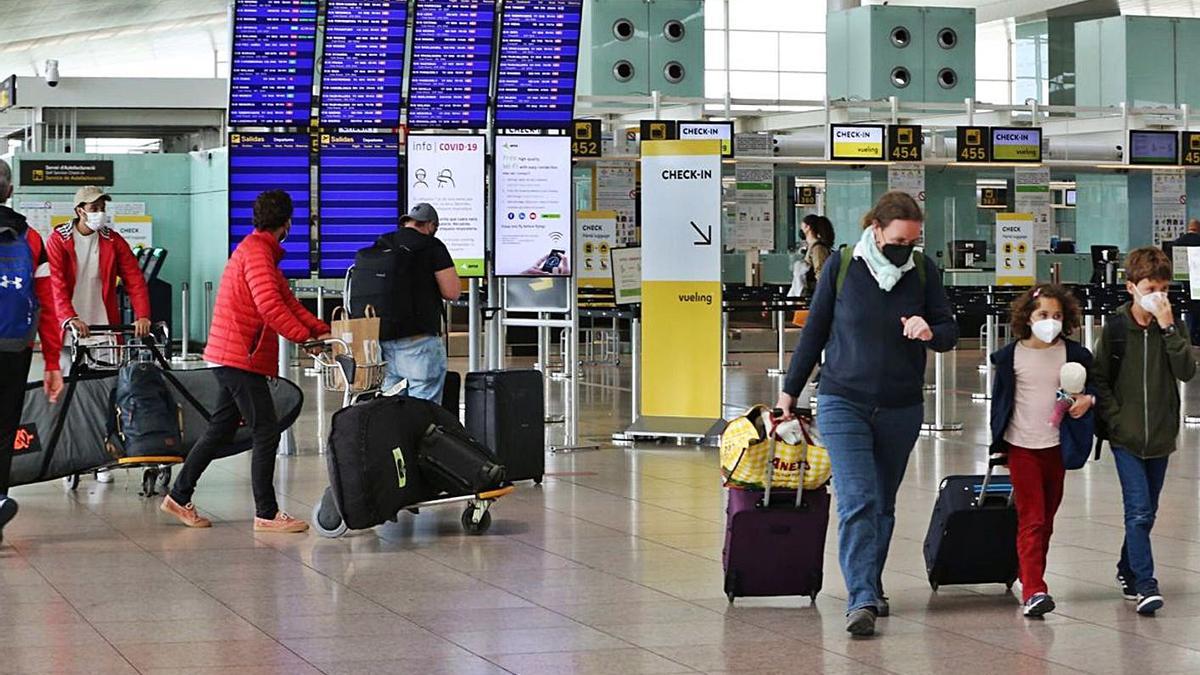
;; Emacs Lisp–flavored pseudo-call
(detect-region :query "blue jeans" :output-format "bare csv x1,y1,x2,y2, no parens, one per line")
1112,447,1169,595
817,394,923,614
381,335,447,402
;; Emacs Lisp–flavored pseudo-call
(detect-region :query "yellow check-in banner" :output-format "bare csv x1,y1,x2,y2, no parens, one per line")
640,140,723,419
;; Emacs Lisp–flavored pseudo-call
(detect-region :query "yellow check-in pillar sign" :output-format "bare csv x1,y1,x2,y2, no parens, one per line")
640,140,723,419
996,212,1035,286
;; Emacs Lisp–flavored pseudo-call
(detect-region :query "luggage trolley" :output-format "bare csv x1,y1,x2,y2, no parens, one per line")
304,338,513,538
62,322,183,496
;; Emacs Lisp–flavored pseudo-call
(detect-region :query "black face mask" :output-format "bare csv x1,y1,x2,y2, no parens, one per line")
881,243,914,267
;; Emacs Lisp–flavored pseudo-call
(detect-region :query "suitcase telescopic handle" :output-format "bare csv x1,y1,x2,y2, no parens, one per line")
975,453,1014,509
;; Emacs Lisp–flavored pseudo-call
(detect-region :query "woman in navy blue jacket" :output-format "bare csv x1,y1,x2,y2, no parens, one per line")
990,284,1095,619
776,191,958,636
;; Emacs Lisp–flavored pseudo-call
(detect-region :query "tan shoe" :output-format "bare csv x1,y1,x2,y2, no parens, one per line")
254,511,309,534
160,496,212,528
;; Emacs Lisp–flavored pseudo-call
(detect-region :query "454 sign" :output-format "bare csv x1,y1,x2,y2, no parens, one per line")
996,213,1035,286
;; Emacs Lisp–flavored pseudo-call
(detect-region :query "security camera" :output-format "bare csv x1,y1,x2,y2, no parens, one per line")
44,60,59,87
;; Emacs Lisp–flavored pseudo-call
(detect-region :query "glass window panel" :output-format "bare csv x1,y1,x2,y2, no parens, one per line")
729,30,779,71
705,29,726,69
976,20,1010,81
706,70,729,98
779,72,825,100
779,32,825,72
976,80,1011,105
729,0,825,32
729,70,779,99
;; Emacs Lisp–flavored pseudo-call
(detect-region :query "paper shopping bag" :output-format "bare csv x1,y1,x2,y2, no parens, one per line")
330,306,381,390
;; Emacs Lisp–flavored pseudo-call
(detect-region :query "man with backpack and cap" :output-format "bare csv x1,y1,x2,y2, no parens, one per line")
0,159,64,543
356,202,460,401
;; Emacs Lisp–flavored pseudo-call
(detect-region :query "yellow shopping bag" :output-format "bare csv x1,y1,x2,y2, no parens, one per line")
720,405,831,491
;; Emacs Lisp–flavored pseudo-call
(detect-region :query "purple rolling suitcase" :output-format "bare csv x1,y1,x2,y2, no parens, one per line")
722,414,830,604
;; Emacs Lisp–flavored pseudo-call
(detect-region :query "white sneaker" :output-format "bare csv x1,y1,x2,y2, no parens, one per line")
95,470,114,484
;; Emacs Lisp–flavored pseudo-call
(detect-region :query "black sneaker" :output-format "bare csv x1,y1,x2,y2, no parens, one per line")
1023,593,1056,618
845,607,877,637
0,497,18,545
1116,573,1137,601
1136,591,1164,615
877,595,890,618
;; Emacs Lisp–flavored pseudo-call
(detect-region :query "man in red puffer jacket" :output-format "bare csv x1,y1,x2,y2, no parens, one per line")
161,189,329,533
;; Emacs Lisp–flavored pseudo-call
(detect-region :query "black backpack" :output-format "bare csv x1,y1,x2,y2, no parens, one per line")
111,360,183,458
348,232,421,340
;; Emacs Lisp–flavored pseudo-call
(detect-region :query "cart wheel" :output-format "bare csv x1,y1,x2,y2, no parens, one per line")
140,469,158,497
156,467,172,494
313,489,347,539
461,505,492,535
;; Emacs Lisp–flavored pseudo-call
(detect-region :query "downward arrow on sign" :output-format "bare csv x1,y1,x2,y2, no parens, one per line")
690,221,712,246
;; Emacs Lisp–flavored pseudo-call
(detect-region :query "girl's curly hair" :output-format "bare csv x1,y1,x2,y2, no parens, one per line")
1009,283,1081,340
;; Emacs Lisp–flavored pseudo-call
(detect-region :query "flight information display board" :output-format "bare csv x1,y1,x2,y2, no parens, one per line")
1129,130,1179,165
319,0,407,128
494,0,583,129
317,133,402,278
407,0,497,129
228,133,312,278
229,0,319,127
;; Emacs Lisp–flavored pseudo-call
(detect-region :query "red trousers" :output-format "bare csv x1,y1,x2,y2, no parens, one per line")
1007,444,1065,601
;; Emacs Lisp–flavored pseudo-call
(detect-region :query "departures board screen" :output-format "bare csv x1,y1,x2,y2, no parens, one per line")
228,133,313,278
229,0,319,127
319,0,407,128
407,0,497,129
317,133,402,278
494,0,583,129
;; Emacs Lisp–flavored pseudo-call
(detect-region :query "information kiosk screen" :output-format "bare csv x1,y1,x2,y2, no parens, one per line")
229,0,318,127
228,132,312,278
494,0,583,129
407,0,497,130
317,133,402,278
319,0,407,128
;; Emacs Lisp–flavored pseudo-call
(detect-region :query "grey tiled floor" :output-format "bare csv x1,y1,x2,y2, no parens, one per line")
6,349,1200,674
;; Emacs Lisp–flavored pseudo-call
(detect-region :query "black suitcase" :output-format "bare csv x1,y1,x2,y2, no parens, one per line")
923,456,1019,591
465,370,545,484
419,424,506,494
325,395,455,530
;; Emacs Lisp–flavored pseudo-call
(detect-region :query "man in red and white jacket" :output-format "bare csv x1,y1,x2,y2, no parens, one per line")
0,159,64,543
45,186,152,343
161,189,329,533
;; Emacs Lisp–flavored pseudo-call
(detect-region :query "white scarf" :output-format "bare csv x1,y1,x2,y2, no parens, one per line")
852,227,915,292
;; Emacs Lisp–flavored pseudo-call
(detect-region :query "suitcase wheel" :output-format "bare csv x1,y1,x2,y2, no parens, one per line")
533,475,543,486
930,581,939,592
1005,578,1016,591
726,592,735,605
156,467,172,494
313,488,348,539
66,474,80,491
461,504,492,535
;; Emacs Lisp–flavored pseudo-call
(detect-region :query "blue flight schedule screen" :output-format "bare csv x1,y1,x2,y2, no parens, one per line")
228,133,312,278
229,0,318,127
495,0,583,129
319,0,407,128
407,0,496,129
317,133,401,278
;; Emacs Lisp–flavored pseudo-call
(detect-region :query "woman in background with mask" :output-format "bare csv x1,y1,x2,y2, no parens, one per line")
989,284,1094,619
775,191,958,637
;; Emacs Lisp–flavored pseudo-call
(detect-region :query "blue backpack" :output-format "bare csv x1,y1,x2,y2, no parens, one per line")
0,225,37,350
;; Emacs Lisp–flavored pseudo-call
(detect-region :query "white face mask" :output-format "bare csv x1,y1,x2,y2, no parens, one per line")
84,211,105,230
1031,318,1063,344
1138,290,1167,313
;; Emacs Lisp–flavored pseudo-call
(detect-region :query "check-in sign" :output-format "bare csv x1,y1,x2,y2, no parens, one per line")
678,122,734,157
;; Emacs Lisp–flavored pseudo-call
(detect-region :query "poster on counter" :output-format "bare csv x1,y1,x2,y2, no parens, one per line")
1174,246,1193,282
996,212,1035,286
732,164,774,251
1153,168,1187,245
887,163,925,206
406,135,486,277
494,135,573,277
576,210,617,288
610,246,642,305
1190,248,1200,300
1014,166,1052,251
112,215,153,248
596,161,637,244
